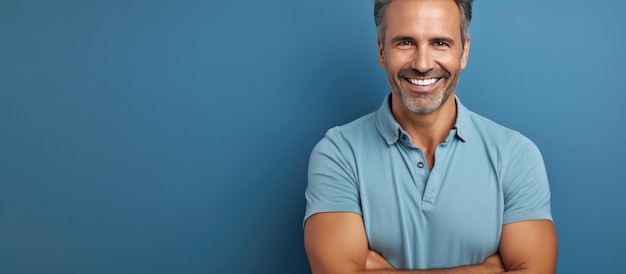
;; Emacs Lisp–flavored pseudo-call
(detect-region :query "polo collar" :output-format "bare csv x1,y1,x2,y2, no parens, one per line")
375,94,472,145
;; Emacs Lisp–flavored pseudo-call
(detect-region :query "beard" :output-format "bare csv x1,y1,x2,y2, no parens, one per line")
393,68,459,114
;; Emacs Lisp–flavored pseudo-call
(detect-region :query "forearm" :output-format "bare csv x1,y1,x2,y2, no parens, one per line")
356,251,505,274
356,267,542,274
357,264,502,274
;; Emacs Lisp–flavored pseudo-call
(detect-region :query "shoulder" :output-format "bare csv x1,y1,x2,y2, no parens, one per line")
466,109,538,151
308,110,386,177
325,112,378,140
314,112,380,152
462,109,546,179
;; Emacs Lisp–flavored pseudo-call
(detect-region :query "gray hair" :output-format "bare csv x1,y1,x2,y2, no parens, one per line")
374,0,473,46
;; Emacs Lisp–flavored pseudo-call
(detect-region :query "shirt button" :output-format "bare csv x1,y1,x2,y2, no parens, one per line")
417,162,424,168
402,135,407,141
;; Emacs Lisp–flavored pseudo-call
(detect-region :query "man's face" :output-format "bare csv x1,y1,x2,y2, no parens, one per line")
378,0,470,114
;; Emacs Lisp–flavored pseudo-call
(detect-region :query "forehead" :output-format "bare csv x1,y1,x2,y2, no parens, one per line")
384,0,461,40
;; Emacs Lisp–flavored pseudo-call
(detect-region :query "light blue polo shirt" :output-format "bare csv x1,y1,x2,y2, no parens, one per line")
304,94,552,270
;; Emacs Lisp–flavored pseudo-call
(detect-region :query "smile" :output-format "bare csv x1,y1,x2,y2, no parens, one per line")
406,78,440,86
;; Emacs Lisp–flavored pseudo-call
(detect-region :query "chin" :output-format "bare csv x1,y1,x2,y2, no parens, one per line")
398,91,446,114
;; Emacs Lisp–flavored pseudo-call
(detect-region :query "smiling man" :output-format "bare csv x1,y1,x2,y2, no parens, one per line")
303,0,557,273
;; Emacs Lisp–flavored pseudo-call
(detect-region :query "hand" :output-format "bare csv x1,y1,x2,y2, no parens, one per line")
482,253,505,273
365,250,395,270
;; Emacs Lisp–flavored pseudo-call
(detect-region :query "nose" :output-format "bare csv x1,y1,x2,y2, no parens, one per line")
411,46,435,74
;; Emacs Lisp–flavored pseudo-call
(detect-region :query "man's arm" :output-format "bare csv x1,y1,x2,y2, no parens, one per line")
304,212,368,273
496,133,558,273
304,212,504,274
498,220,558,273
361,220,558,274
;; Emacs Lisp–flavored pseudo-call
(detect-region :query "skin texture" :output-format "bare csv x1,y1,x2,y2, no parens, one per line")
304,0,558,273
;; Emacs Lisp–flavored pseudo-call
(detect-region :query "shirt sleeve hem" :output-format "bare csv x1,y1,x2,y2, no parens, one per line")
303,206,362,227
503,210,553,225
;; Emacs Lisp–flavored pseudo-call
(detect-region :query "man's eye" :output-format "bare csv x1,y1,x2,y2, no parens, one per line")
435,41,448,47
398,41,412,46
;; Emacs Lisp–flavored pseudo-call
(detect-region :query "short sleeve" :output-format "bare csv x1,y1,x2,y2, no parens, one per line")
501,132,553,224
303,130,361,226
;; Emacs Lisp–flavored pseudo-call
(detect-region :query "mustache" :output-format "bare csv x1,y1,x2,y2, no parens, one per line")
398,68,450,79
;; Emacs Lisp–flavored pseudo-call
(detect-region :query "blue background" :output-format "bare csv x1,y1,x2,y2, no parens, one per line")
1,1,624,273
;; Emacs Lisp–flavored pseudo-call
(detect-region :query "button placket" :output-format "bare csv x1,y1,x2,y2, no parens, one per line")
422,139,453,209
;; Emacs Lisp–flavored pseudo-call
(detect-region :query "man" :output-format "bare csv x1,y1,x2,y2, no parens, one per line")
303,0,557,273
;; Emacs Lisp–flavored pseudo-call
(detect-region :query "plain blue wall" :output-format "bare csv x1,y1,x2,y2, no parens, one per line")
1,1,624,273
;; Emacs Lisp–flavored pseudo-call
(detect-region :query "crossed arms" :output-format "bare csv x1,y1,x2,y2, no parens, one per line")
304,212,557,274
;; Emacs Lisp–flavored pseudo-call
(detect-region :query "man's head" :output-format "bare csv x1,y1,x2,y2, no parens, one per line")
374,0,472,115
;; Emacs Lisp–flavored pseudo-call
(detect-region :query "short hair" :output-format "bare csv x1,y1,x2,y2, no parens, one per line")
374,0,473,46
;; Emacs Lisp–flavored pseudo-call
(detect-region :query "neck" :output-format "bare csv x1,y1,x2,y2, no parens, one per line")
391,93,457,168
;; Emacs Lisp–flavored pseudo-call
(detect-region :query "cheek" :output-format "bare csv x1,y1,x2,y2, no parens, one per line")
385,51,412,70
437,54,463,73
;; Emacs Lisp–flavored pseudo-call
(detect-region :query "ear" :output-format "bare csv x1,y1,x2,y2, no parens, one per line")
377,37,386,68
460,36,470,70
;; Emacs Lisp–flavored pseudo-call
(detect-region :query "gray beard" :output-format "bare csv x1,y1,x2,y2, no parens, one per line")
397,83,455,114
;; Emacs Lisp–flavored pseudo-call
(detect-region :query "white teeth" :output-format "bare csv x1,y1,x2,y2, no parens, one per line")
408,78,438,86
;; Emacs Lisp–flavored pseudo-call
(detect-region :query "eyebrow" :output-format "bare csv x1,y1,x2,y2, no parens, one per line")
389,35,457,45
433,37,456,45
389,36,414,44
